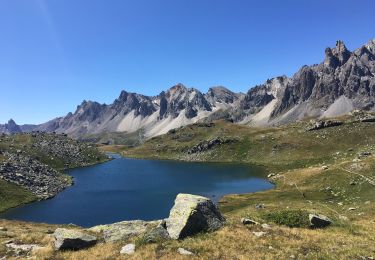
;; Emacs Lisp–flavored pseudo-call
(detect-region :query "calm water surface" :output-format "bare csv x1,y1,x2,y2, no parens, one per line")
0,155,273,227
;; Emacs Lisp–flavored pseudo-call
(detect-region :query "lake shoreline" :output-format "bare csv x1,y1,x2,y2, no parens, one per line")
0,156,273,227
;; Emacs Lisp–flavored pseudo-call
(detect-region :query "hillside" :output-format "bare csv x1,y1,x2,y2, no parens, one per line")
0,132,108,212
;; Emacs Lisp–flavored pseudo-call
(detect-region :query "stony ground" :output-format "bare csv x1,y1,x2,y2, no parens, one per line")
0,132,108,212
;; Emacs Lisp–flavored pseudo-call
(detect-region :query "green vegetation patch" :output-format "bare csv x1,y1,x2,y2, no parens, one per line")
261,209,310,228
0,179,37,212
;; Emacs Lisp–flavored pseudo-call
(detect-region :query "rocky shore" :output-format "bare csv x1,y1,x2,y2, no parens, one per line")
0,152,71,199
0,132,108,202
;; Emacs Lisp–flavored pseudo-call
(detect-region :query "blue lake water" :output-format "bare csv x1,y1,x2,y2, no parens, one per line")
0,155,273,227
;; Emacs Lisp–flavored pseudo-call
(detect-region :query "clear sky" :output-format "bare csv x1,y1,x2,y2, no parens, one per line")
0,0,374,124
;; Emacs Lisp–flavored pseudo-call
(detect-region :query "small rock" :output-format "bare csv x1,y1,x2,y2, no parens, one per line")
255,204,265,209
178,248,194,255
0,227,7,232
241,218,258,225
309,214,332,228
348,207,357,211
322,165,329,170
338,202,343,206
364,201,370,205
54,228,97,250
261,223,272,229
290,255,296,259
252,231,267,237
339,215,349,221
120,244,135,255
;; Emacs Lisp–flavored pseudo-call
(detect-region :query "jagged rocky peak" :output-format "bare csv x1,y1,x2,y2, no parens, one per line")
75,100,105,122
159,83,212,119
6,119,22,133
324,40,351,68
206,86,241,104
0,119,22,135
113,90,156,117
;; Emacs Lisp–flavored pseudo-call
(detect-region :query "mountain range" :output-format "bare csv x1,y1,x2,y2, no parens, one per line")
2,39,375,139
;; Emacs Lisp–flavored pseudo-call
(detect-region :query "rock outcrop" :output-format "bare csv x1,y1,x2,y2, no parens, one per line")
307,120,343,131
54,228,97,250
166,193,225,239
187,137,236,154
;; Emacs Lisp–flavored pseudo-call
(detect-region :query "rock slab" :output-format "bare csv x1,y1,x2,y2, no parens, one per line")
166,193,225,239
120,244,135,255
54,228,97,250
89,220,162,243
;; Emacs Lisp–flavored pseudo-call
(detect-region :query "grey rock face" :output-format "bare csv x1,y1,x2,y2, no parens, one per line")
309,214,332,228
54,228,97,250
143,223,170,243
166,193,225,239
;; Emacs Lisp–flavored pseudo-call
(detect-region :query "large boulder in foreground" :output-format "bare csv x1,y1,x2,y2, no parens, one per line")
166,193,225,239
54,228,97,250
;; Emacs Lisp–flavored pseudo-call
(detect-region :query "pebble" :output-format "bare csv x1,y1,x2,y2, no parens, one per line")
120,244,135,255
178,248,194,255
261,224,271,229
252,231,267,237
241,218,258,225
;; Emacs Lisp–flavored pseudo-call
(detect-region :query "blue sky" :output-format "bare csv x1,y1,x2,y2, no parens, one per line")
0,0,374,124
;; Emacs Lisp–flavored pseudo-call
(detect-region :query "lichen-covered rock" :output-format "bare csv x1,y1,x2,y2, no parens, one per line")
54,228,97,250
89,220,161,243
166,193,225,239
309,214,332,228
143,223,170,243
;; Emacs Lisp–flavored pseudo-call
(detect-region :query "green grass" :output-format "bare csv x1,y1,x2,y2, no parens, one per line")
0,179,36,212
261,210,310,228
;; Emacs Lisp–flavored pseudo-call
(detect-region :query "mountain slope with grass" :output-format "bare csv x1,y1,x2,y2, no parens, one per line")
0,132,108,212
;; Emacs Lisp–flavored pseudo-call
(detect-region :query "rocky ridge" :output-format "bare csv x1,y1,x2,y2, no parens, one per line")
1,39,375,138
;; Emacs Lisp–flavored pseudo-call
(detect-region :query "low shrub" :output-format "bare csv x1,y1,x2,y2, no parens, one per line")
262,209,309,228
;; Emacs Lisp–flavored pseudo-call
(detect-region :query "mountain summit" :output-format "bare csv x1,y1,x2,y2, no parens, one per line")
1,39,375,138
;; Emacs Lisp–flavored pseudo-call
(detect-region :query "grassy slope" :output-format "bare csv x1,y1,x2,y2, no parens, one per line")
117,120,374,259
0,121,374,259
0,133,108,213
